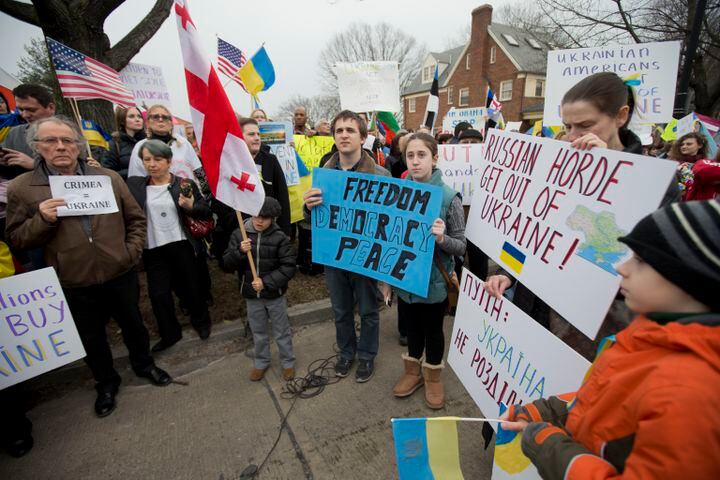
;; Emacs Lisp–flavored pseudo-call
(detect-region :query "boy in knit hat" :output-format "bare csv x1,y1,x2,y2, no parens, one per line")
223,197,296,381
500,200,720,479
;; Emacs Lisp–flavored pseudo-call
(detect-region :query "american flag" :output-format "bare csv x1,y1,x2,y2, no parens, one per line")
46,38,135,107
217,37,248,92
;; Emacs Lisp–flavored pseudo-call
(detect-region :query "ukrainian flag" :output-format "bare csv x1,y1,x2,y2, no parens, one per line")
494,404,532,474
238,47,275,96
392,417,464,479
81,119,112,150
0,112,22,143
499,241,526,275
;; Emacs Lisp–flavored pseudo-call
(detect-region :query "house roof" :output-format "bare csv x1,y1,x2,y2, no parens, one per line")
402,22,548,96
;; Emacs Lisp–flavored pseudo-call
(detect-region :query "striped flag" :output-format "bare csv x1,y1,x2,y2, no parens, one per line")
46,38,135,107
392,417,463,479
423,66,439,130
217,37,248,92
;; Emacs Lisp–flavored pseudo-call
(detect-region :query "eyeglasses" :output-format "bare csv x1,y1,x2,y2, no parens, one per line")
34,137,78,146
149,114,172,122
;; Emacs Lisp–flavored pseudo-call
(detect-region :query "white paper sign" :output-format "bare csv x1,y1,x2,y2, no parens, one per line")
0,268,86,389
120,62,172,109
676,112,697,138
466,130,677,338
438,144,484,205
259,121,299,186
49,175,119,217
544,41,681,125
334,61,401,113
363,134,376,151
448,269,590,426
505,121,523,132
442,107,487,133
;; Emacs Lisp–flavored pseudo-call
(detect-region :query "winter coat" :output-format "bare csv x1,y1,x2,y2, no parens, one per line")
102,130,146,180
126,174,211,255
518,313,720,479
5,161,146,288
256,146,291,235
222,219,296,299
685,158,720,201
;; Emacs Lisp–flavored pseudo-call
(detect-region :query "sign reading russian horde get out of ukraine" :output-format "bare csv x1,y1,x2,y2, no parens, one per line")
466,129,677,339
1,268,86,390
543,41,681,126
311,169,442,298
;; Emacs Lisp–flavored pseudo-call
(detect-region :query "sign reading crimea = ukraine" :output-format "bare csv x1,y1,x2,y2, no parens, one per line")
312,169,442,297
466,129,677,339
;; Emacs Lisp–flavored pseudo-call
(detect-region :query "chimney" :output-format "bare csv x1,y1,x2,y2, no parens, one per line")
471,4,493,47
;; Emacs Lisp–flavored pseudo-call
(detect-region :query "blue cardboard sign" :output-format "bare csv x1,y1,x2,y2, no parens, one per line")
312,169,443,297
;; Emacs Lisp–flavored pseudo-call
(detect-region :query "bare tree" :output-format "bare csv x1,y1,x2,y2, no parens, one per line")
497,0,720,115
1,0,173,129
318,22,427,93
442,24,471,50
274,94,342,126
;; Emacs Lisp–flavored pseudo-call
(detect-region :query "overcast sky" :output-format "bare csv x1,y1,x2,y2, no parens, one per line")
0,0,509,121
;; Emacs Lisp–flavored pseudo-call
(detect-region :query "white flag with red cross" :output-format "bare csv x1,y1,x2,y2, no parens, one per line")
173,0,264,215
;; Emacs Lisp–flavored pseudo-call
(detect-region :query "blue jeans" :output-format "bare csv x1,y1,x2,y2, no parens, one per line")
324,266,380,362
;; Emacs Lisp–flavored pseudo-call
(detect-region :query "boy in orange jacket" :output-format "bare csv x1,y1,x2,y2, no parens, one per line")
500,200,720,479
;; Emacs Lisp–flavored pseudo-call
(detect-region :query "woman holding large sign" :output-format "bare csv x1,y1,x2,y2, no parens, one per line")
385,133,466,410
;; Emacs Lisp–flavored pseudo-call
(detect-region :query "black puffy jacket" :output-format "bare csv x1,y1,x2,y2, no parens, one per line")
256,146,291,235
222,219,296,299
103,130,146,179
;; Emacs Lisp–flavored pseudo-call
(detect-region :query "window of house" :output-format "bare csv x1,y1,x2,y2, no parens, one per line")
527,37,543,50
409,97,416,113
502,33,520,46
535,79,545,97
447,86,454,104
465,55,470,70
490,46,496,64
499,80,513,101
459,88,470,107
422,65,434,83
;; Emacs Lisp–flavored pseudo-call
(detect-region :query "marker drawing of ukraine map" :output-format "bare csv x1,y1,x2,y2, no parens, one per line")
566,205,629,275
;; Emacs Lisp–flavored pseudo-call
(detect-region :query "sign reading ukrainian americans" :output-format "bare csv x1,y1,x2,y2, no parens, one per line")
48,175,119,217
311,169,442,297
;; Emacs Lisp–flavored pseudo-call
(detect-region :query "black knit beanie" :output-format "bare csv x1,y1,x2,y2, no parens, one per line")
618,200,720,311
257,197,282,219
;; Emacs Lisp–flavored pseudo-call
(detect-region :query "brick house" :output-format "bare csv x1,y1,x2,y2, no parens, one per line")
402,4,548,132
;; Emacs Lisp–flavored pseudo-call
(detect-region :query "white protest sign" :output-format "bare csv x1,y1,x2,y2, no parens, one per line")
334,62,401,113
448,269,590,426
438,144,484,205
676,112,698,138
466,130,677,338
259,121,299,186
363,134,376,151
544,41,681,126
0,268,86,389
120,62,172,108
442,107,487,133
505,121,522,132
49,175,119,217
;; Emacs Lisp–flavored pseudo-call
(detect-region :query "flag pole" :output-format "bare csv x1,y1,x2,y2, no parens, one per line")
234,211,259,281
68,98,95,162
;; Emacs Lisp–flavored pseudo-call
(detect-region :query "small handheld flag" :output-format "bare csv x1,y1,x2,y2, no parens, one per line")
238,46,276,97
217,37,248,92
423,66,439,130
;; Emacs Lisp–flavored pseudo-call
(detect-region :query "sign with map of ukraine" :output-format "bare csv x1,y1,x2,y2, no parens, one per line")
466,129,677,339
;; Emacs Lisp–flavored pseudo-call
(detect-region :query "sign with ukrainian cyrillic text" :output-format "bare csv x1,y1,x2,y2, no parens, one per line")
465,129,677,338
49,175,119,217
0,268,85,389
311,169,442,297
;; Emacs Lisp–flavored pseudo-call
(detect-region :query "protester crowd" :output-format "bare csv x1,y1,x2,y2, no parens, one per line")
1,74,719,479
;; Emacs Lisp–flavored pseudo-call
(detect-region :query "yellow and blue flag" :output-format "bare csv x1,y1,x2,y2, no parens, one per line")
661,118,678,141
81,119,112,150
0,112,22,143
499,241,526,275
391,417,464,479
494,404,533,475
238,46,275,96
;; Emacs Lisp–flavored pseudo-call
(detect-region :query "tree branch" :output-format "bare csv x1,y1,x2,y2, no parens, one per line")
85,0,125,24
612,0,642,42
105,0,173,70
0,0,39,25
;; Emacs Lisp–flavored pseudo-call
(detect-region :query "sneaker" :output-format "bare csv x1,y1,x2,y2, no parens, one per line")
335,357,353,378
355,360,374,383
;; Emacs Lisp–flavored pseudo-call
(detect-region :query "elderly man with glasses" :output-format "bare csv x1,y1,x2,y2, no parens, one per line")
5,116,173,419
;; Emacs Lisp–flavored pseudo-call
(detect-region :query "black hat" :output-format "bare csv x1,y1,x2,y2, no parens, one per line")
459,129,484,141
454,121,472,138
618,200,720,311
257,197,282,218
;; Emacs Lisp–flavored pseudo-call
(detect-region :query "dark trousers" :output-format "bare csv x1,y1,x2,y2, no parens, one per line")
144,240,210,341
0,386,32,448
296,222,323,274
397,295,410,337
400,297,448,365
64,269,154,390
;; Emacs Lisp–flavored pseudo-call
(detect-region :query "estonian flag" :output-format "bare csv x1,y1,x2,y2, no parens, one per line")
423,65,439,130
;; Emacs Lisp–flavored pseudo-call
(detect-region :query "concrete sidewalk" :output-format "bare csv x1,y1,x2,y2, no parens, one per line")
1,307,495,479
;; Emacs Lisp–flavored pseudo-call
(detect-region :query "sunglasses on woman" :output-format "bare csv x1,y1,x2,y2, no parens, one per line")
149,114,172,122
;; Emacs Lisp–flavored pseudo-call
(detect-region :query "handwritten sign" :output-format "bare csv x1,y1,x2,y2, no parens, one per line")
49,175,119,217
260,121,299,186
120,62,172,109
676,112,698,138
465,130,677,338
448,269,590,429
293,134,335,171
544,41,681,125
437,144,484,205
0,268,86,389
311,169,442,297
441,107,487,133
334,61,401,113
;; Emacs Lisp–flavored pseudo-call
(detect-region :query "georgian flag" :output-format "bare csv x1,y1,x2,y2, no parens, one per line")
423,65,439,130
173,0,264,215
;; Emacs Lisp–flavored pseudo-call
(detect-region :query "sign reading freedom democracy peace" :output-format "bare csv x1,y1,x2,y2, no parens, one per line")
466,129,677,338
311,169,442,297
438,144,484,206
1,268,86,389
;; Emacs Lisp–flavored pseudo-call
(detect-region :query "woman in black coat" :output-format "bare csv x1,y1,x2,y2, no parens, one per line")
127,139,212,351
103,106,146,180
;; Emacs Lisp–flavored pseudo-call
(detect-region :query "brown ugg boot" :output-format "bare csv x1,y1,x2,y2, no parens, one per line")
422,361,445,409
393,354,424,398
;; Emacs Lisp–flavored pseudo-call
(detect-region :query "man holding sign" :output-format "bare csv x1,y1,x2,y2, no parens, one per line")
303,110,389,383
6,116,172,418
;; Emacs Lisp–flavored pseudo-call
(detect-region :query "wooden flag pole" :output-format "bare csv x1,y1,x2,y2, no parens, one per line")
235,211,259,281
68,98,95,161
